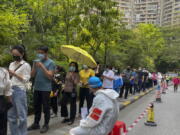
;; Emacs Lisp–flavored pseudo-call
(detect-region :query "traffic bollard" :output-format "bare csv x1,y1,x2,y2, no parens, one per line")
144,103,157,127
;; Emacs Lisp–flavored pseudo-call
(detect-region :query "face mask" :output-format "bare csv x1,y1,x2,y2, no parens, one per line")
37,53,45,61
83,65,88,70
69,66,76,72
13,55,22,61
105,68,109,72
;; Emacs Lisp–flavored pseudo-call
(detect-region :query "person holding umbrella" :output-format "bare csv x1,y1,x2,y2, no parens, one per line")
61,62,80,125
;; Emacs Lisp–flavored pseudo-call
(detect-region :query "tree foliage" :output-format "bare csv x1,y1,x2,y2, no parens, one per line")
1,0,178,72
156,26,180,73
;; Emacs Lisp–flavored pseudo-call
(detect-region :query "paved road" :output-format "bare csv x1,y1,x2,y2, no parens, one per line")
119,86,180,135
27,86,180,135
27,89,153,135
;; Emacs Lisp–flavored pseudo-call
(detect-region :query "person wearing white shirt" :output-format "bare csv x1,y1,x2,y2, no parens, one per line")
102,66,115,89
8,45,31,135
0,67,12,135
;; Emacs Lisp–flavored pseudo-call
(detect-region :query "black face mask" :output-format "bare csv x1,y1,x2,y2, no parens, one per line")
13,55,22,61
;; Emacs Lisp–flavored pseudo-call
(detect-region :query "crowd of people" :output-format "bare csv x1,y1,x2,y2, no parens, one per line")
0,45,180,135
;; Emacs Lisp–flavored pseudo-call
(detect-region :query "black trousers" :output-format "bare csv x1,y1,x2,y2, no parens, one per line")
174,84,178,92
129,84,133,94
130,83,138,95
79,87,94,114
138,80,143,92
33,91,50,125
142,82,146,91
148,79,153,88
61,92,77,120
119,82,131,99
50,96,58,114
0,96,7,135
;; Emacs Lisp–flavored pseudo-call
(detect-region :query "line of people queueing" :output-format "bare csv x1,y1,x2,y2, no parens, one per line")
0,45,97,135
0,45,174,135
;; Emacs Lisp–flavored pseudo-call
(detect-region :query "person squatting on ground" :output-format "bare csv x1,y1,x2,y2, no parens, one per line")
28,46,55,133
8,45,31,135
0,67,12,135
61,62,80,125
70,76,119,135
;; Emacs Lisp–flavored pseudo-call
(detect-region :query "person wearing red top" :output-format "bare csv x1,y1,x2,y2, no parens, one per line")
172,77,180,92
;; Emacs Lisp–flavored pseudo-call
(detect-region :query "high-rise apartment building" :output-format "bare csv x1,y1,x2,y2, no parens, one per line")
173,0,180,26
161,0,180,26
116,0,180,27
133,0,161,25
116,0,134,28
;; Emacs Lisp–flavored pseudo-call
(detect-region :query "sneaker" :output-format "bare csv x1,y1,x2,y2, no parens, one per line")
68,119,75,125
40,125,49,134
28,123,40,131
51,113,58,118
61,118,70,123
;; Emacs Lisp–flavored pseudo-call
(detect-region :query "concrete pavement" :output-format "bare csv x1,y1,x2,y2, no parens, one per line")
26,88,154,135
119,86,180,135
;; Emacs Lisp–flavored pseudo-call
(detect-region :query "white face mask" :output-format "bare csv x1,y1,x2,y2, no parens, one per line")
83,65,88,70
69,66,76,72
105,68,109,72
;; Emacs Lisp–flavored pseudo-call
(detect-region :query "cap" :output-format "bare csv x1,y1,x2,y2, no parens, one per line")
88,76,102,88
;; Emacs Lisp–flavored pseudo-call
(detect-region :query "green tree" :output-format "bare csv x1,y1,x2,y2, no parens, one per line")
0,1,29,66
77,0,123,66
127,24,164,70
156,26,180,73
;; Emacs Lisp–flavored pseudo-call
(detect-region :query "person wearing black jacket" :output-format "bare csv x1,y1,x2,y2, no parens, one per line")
119,66,133,99
142,69,149,92
50,66,66,118
137,67,144,93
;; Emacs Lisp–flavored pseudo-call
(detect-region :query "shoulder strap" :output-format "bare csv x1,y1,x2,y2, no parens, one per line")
14,63,24,72
10,62,25,79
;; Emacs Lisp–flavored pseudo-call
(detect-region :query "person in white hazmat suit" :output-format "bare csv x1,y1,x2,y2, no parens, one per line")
70,76,119,135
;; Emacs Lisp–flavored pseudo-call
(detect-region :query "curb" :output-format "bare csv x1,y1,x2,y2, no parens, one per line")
119,88,154,110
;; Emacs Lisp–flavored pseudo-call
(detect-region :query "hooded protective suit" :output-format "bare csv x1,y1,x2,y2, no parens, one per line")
70,89,119,135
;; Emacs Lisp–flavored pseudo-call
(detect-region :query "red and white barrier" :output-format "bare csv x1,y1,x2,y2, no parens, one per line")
123,103,151,135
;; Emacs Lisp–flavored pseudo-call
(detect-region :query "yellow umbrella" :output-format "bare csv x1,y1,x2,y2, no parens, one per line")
61,45,97,68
